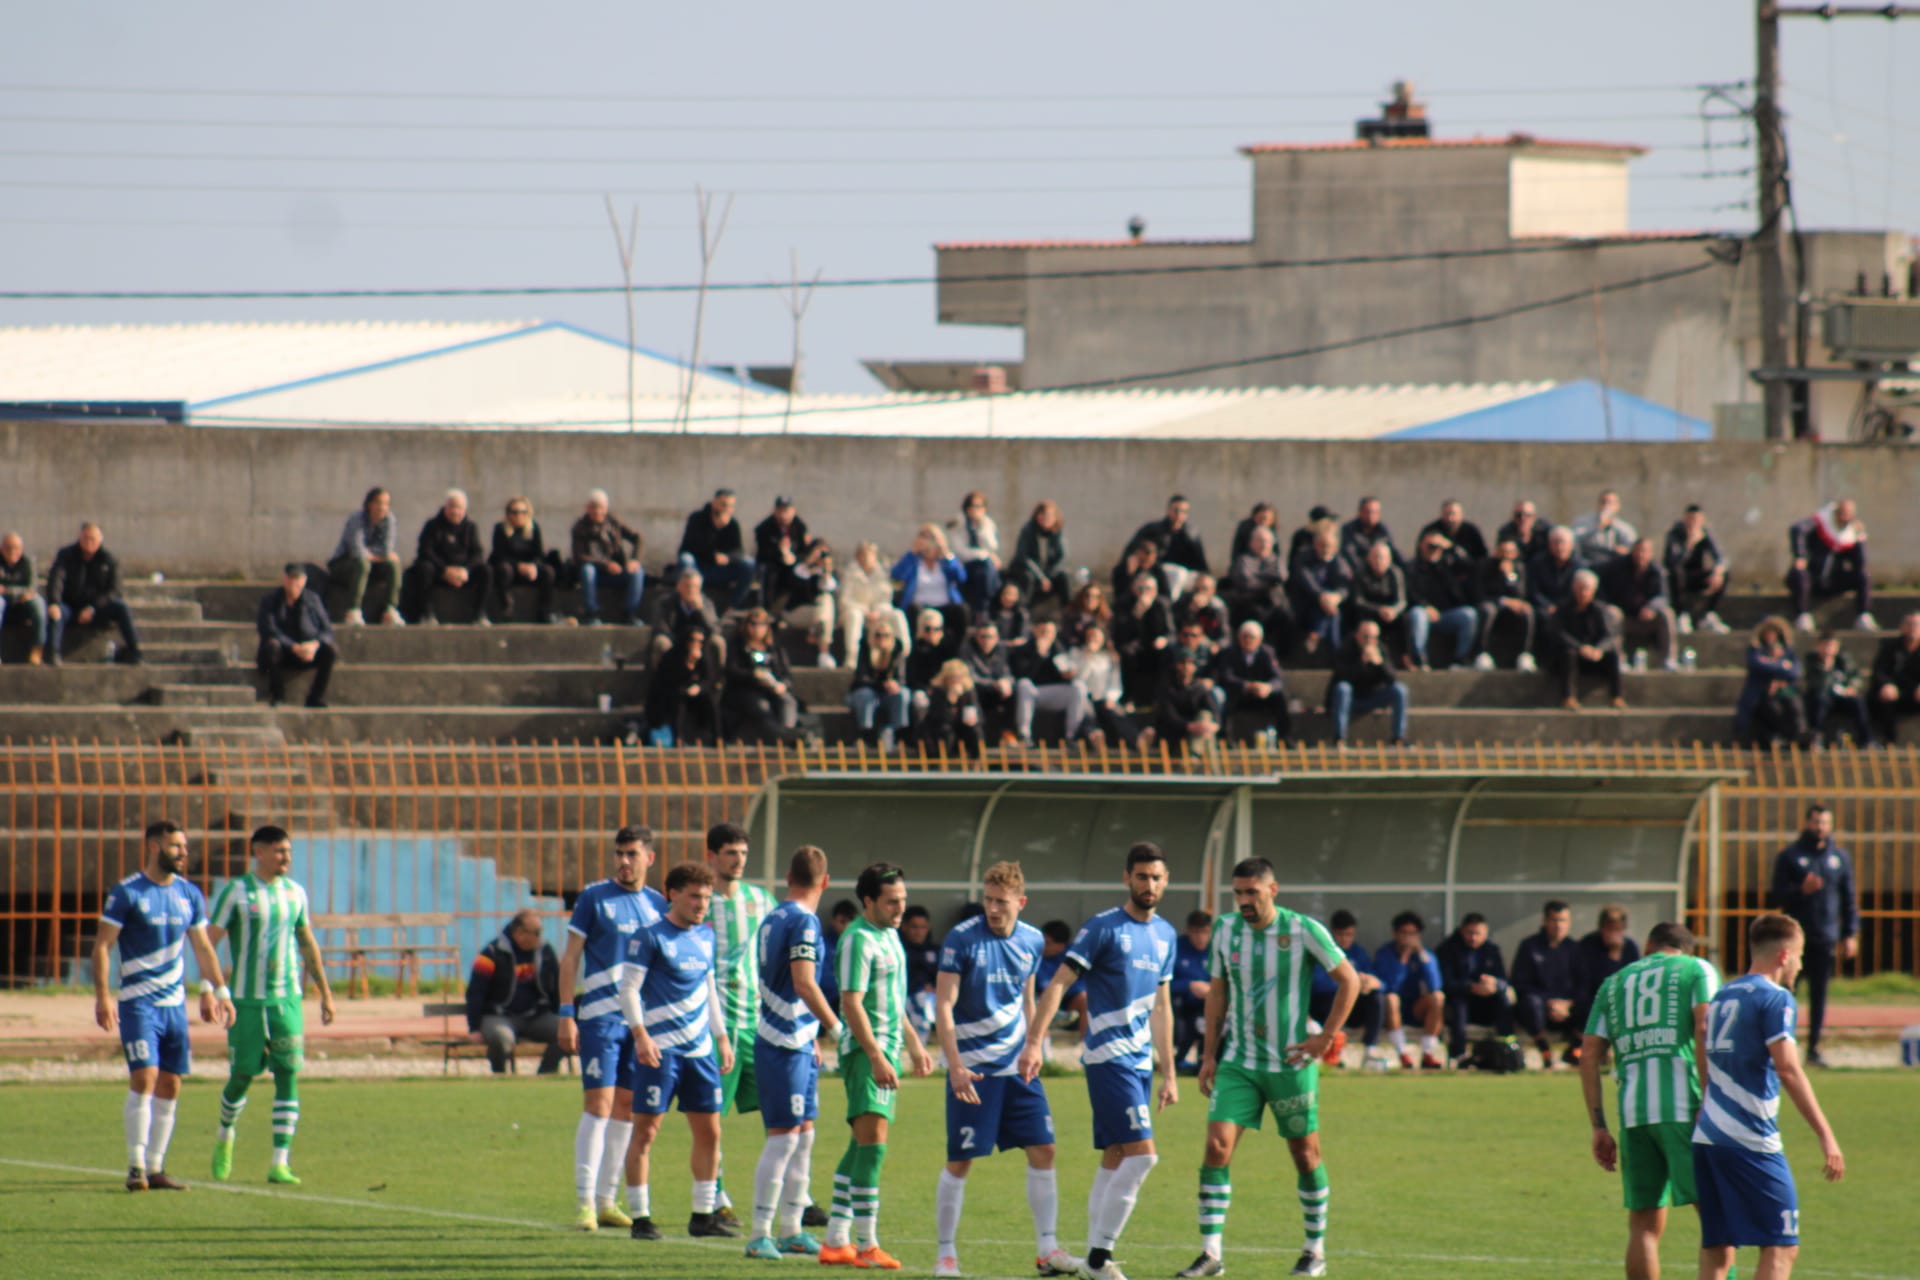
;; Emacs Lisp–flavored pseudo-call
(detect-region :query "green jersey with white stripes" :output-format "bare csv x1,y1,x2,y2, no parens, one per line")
1585,951,1720,1129
208,873,311,1001
1209,907,1345,1073
836,915,906,1062
708,879,775,1040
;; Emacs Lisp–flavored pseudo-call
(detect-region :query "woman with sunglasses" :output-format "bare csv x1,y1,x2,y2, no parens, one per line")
488,496,557,624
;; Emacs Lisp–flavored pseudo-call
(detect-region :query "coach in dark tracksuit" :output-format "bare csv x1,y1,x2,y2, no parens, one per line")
1769,805,1857,1066
464,911,563,1074
1436,913,1515,1062
1510,900,1582,1065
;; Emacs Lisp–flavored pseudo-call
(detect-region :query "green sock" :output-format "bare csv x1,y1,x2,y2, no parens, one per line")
828,1142,857,1243
850,1143,887,1248
271,1072,299,1155
217,1076,251,1138
1199,1164,1232,1256
1298,1164,1329,1255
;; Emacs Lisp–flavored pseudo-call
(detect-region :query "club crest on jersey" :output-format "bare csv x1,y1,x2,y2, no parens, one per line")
1155,940,1169,962
1278,935,1292,950
662,938,678,958
1119,933,1133,953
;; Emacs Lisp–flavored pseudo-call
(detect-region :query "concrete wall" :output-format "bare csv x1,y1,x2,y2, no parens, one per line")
4,419,1917,582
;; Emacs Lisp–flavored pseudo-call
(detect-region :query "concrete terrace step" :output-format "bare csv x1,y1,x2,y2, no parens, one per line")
149,683,258,708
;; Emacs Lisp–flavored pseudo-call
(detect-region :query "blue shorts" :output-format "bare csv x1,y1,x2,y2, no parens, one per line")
755,1040,819,1130
947,1073,1055,1161
1086,1062,1154,1150
120,1002,191,1076
630,1051,724,1115
1692,1143,1799,1248
578,1018,635,1093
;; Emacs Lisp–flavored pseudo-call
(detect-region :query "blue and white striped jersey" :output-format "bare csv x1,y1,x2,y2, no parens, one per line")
618,916,718,1057
756,899,824,1051
568,879,666,1024
1064,907,1176,1071
939,916,1043,1077
100,872,207,1009
1693,974,1797,1155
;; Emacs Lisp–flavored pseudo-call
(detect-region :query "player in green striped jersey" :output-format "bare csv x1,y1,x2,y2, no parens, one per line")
1186,858,1357,1280
1579,921,1719,1280
203,825,336,1186
704,821,778,1228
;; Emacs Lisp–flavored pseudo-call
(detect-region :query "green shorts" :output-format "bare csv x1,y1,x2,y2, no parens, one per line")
841,1048,900,1124
718,1027,760,1114
227,997,305,1077
1207,1059,1319,1138
1621,1122,1697,1211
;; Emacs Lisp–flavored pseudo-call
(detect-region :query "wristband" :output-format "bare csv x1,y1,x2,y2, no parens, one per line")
558,1003,575,1018
199,980,214,996
216,985,231,1001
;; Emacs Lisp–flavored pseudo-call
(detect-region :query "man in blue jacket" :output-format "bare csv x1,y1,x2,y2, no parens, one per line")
257,564,337,709
1170,910,1212,1072
1769,803,1858,1066
1436,913,1514,1065
1510,900,1581,1067
1373,910,1446,1070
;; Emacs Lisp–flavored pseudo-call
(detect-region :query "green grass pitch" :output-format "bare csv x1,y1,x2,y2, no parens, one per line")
1,1071,1914,1279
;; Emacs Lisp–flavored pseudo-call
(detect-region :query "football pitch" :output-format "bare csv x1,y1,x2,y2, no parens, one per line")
2,1071,1914,1280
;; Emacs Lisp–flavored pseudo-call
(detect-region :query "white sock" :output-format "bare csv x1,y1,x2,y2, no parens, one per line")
1094,1153,1158,1251
599,1119,633,1204
271,1147,291,1169
693,1178,718,1214
1420,1034,1441,1057
627,1183,651,1217
754,1131,800,1239
778,1127,815,1238
1388,1027,1407,1053
1027,1166,1059,1256
573,1113,609,1206
146,1096,178,1172
124,1091,153,1170
1085,1165,1115,1253
935,1169,967,1252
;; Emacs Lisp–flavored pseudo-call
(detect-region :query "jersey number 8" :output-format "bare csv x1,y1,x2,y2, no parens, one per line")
1629,969,1664,1026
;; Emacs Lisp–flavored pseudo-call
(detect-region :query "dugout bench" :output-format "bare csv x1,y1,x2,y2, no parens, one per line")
312,912,460,1000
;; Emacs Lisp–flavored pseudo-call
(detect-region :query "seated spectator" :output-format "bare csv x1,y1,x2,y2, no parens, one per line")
775,541,837,668
1418,498,1489,564
1171,910,1212,1072
1061,582,1113,650
915,658,983,758
678,488,757,611
906,608,957,708
1173,573,1230,645
1436,912,1514,1065
1662,504,1731,635
1152,648,1218,753
1035,920,1090,1034
403,489,490,626
1008,500,1070,609
1803,631,1873,746
1288,522,1348,658
892,524,969,639
988,580,1032,648
1213,619,1290,744
846,609,910,749
1339,495,1400,577
753,494,812,602
256,563,337,709
837,541,908,661
723,608,805,743
1474,539,1537,672
1113,573,1175,705
1013,618,1089,745
1286,504,1338,570
1526,525,1580,630
1346,541,1424,669
1736,616,1806,747
961,620,1018,743
1870,611,1920,744
649,567,724,663
1571,489,1637,568
1060,622,1139,748
1229,501,1278,562
900,907,942,1033
1169,619,1224,717
1787,498,1875,632
1573,905,1639,1029
1510,900,1581,1067
45,521,141,666
1328,618,1409,746
1310,909,1387,1067
1407,532,1481,670
947,490,1002,614
463,909,563,1075
1129,494,1210,599
488,496,557,624
1495,499,1553,565
1550,570,1625,710
327,487,404,626
0,531,48,665
1224,524,1291,641
644,628,720,746
1372,911,1446,1069
1110,539,1170,608
1600,537,1677,671
570,489,643,627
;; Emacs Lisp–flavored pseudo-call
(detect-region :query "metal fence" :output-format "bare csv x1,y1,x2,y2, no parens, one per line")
3,739,1916,987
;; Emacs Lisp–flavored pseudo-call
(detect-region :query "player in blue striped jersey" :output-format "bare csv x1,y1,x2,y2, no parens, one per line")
617,861,735,1240
91,820,235,1191
932,861,1079,1279
1021,842,1179,1280
555,825,668,1232
1692,913,1844,1280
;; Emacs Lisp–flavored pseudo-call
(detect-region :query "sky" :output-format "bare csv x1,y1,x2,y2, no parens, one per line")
4,1,1915,393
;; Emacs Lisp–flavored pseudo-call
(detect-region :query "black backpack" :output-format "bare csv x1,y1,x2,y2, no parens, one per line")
1471,1036,1528,1074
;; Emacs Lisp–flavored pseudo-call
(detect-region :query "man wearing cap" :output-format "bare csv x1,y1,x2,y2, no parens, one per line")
754,495,813,597
257,564,338,709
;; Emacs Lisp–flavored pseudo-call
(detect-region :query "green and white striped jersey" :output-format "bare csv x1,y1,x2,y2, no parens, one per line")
835,915,906,1062
708,880,775,1041
208,873,311,1001
1585,952,1721,1129
1209,906,1344,1073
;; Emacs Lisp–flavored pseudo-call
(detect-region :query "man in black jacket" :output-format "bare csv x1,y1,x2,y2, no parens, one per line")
1212,619,1290,743
1662,504,1731,634
1129,494,1210,598
1550,570,1624,709
678,488,757,610
1571,905,1638,1032
257,564,338,709
1526,526,1580,623
754,494,813,601
1339,495,1402,577
1600,538,1676,670
0,531,48,664
1495,499,1553,565
1407,532,1482,670
1417,499,1489,564
1151,647,1218,753
45,522,141,665
404,490,490,625
1769,804,1858,1066
1435,913,1515,1064
962,620,1018,741
464,910,564,1074
1509,900,1581,1067
570,489,643,626
1869,611,1920,743
1327,619,1409,745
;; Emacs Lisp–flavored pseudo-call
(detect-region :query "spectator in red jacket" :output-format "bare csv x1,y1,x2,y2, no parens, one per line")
1787,499,1876,632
